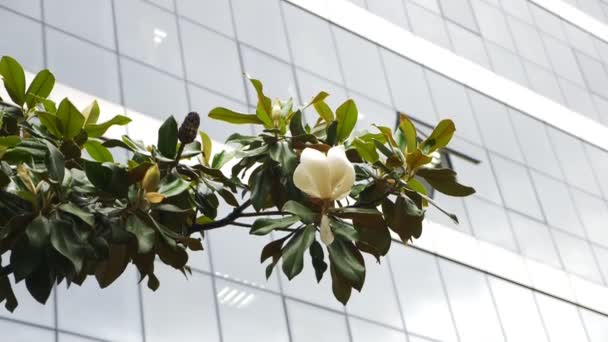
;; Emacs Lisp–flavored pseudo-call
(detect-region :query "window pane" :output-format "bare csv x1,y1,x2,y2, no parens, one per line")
59,333,99,342
584,145,608,198
426,72,482,144
542,35,585,86
426,191,472,233
406,3,452,49
535,293,589,342
501,0,533,23
530,171,584,237
552,230,602,283
529,4,567,41
509,110,563,179
564,23,599,59
349,318,407,342
0,7,43,71
283,4,343,83
115,0,183,76
286,300,350,342
485,42,529,86
438,0,479,32
547,127,601,196
241,46,298,102
0,279,55,327
466,197,518,251
468,90,523,162
57,269,142,342
507,17,551,69
0,0,40,18
523,61,565,105
43,0,115,49
380,50,437,123
216,279,290,342
389,247,458,342
558,78,599,120
143,265,220,342
176,0,234,36
490,154,543,219
365,0,410,30
46,28,121,103
581,308,608,341
446,22,491,69
571,189,608,248
180,20,245,101
0,320,54,341
489,277,549,342
576,51,608,99
509,211,562,268
333,27,391,105
471,0,515,51
347,255,403,328
409,0,441,14
295,69,348,110
439,260,505,342
121,58,189,121
231,0,290,60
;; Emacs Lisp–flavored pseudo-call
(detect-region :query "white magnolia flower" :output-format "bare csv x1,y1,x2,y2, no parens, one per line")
293,146,355,245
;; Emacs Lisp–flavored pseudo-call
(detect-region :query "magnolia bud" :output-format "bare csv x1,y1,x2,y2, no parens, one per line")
178,112,200,144
271,99,281,127
142,164,161,193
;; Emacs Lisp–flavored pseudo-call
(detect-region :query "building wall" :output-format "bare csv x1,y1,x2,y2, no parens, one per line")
1,0,608,341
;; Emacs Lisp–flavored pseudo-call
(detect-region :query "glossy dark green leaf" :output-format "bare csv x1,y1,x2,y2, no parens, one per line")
50,218,86,272
326,120,338,146
84,161,129,198
158,177,191,197
56,98,85,139
282,225,316,280
269,140,297,174
328,237,365,291
289,110,306,136
282,200,319,224
382,196,424,242
416,167,475,197
85,115,131,138
84,140,114,163
126,215,156,254
0,56,26,106
208,107,263,125
44,141,65,184
25,70,55,108
309,240,327,283
25,264,53,304
251,216,299,236
335,99,357,142
95,243,129,288
351,214,391,259
351,138,379,163
58,202,95,226
249,168,272,212
158,116,178,158
0,272,18,312
25,215,51,248
330,262,351,305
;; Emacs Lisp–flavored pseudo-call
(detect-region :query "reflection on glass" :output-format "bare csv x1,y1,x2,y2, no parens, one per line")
216,279,289,342
286,299,350,342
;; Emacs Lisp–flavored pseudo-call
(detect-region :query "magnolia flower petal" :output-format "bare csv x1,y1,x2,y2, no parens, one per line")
293,148,332,199
320,214,334,246
327,146,356,200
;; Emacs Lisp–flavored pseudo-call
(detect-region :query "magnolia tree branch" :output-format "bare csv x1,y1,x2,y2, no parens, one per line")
0,265,12,277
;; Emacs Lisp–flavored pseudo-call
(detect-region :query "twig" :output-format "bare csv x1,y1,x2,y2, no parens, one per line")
240,211,286,217
188,199,252,234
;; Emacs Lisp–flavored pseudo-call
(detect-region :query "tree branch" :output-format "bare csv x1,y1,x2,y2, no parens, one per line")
188,199,252,234
0,265,13,277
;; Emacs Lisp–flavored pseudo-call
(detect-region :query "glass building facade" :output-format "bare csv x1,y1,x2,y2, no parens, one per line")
2,0,608,341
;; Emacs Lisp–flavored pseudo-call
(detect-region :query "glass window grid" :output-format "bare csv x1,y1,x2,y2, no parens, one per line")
3,1,608,340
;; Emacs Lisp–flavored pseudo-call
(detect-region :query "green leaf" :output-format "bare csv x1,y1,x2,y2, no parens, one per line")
58,202,95,226
25,215,51,248
44,141,65,183
158,177,191,197
84,115,131,138
251,216,299,236
326,120,338,146
330,262,352,305
289,110,306,136
282,201,319,224
25,70,55,109
0,135,20,147
158,116,178,158
328,237,365,291
50,218,86,272
305,91,330,109
126,215,156,254
208,107,263,125
309,240,327,282
95,244,129,288
84,161,129,198
269,141,297,174
199,130,212,166
313,100,334,122
421,119,455,154
406,149,433,171
247,75,273,127
82,100,100,125
0,56,26,106
382,196,424,242
416,167,475,197
399,113,417,153
25,264,53,304
84,140,114,163
335,99,358,142
36,111,62,137
351,214,391,260
282,225,316,280
351,138,379,163
56,98,85,139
